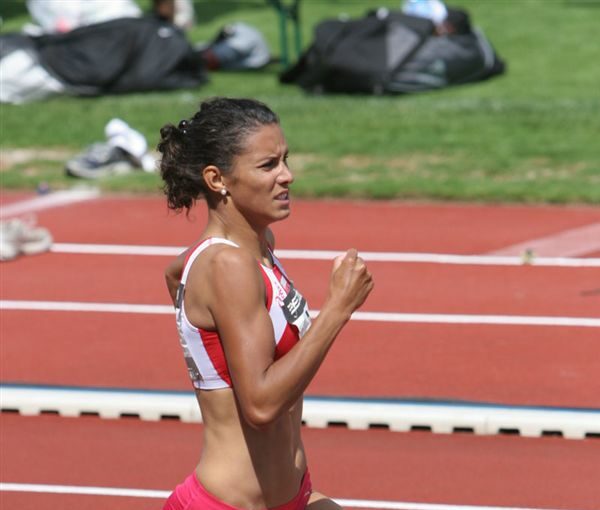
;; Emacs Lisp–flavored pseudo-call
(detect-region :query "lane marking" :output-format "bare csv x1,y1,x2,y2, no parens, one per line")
350,312,600,328
0,483,586,510
2,384,599,438
0,482,168,499
488,222,600,258
0,189,100,218
53,243,181,257
51,243,600,267
1,300,599,327
0,300,174,315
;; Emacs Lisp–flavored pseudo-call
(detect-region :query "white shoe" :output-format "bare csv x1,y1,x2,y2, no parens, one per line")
0,217,53,261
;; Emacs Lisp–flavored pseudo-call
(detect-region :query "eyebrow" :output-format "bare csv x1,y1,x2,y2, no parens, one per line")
255,148,289,161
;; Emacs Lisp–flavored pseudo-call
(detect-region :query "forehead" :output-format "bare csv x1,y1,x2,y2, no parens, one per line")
240,123,287,156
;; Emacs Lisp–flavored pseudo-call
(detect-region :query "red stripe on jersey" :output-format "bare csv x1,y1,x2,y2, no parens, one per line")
268,262,300,359
260,266,273,309
271,263,289,292
274,323,299,360
198,328,232,387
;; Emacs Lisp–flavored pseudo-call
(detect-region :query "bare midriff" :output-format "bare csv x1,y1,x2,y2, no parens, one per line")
194,388,306,510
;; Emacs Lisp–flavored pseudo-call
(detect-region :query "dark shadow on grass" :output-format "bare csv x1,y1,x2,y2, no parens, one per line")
211,61,284,77
192,0,269,25
0,0,29,21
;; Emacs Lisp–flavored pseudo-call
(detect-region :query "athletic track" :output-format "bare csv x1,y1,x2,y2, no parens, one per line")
1,190,599,510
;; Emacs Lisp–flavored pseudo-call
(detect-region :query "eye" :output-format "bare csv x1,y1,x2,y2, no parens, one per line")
260,159,277,170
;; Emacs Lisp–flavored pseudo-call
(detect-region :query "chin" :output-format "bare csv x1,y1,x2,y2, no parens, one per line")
272,208,291,222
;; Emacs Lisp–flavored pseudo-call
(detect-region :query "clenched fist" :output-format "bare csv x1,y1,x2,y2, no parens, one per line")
327,248,374,318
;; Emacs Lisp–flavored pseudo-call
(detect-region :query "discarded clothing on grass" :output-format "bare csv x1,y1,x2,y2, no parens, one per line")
198,22,271,71
0,16,207,104
24,0,195,35
24,0,142,35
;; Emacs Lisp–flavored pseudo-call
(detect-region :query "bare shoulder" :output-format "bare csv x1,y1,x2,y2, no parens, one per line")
184,243,265,326
203,244,264,301
206,243,258,274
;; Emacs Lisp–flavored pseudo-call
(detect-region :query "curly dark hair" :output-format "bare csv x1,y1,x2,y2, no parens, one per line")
157,97,279,212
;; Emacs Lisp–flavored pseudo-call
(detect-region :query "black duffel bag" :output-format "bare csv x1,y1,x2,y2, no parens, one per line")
280,7,505,95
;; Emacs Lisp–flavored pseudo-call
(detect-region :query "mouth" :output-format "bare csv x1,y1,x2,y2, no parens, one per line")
274,191,290,201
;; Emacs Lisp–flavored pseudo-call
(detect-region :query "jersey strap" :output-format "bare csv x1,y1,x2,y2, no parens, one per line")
264,249,312,337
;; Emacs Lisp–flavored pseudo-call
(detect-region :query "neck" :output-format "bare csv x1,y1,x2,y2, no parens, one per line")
204,207,270,262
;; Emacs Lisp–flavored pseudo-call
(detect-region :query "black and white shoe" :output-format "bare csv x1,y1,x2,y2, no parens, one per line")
65,143,136,179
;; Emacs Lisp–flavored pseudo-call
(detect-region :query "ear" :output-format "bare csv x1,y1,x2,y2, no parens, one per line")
202,165,227,195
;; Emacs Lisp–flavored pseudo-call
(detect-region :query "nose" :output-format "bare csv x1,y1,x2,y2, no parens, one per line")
277,160,294,184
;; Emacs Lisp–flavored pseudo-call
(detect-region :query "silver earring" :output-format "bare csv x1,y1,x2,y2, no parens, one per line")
220,188,227,196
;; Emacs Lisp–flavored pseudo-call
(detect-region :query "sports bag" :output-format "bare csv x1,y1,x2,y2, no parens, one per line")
280,8,505,94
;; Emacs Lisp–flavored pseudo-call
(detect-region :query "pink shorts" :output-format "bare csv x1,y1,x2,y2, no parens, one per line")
162,470,312,510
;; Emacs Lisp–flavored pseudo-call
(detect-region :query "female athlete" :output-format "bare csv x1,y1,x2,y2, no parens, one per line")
159,97,373,510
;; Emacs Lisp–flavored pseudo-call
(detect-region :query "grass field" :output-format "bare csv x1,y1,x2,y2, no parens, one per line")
1,0,599,203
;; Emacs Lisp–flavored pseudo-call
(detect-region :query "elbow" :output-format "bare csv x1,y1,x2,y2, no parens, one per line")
241,404,279,430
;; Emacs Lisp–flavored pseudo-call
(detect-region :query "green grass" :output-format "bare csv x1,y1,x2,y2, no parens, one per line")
1,0,599,203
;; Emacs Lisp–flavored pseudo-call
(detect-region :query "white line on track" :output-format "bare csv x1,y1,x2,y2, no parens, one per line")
488,222,600,258
1,300,599,327
0,483,580,510
0,189,100,218
0,300,174,315
50,243,600,267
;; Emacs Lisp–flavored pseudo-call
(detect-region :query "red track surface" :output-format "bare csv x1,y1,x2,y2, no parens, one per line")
2,413,600,510
2,253,598,316
2,192,600,508
2,312,599,406
3,194,598,252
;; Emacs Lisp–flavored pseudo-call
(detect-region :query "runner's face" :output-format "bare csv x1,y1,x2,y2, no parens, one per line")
227,123,293,226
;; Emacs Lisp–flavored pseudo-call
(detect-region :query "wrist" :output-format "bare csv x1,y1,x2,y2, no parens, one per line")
319,299,352,326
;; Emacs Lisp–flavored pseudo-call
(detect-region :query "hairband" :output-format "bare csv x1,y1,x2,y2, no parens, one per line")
178,120,189,135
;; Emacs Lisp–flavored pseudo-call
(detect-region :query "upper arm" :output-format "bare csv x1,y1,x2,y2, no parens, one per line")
205,249,277,416
165,250,187,305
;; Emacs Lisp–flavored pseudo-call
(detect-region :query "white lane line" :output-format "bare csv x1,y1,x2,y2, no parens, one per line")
51,243,600,267
0,483,582,510
488,222,600,258
53,243,182,256
0,482,168,499
0,300,174,315
351,312,600,328
0,189,100,218
1,300,599,327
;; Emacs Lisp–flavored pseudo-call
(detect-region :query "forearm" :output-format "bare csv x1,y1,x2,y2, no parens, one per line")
248,304,350,424
219,248,373,428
